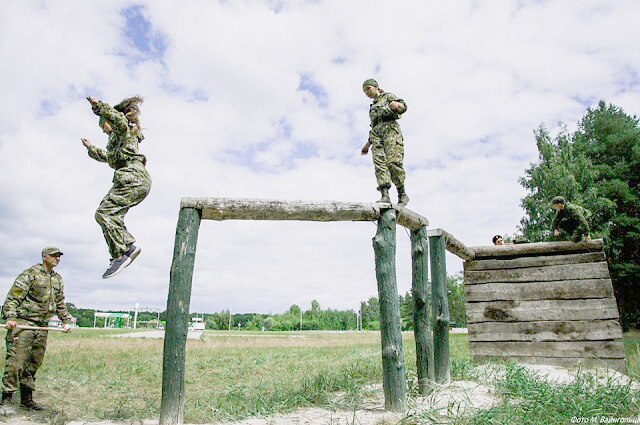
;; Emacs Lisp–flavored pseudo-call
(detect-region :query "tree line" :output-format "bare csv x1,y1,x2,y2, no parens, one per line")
62,273,467,331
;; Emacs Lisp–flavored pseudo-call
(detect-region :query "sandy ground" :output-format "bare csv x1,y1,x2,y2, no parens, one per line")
1,363,635,425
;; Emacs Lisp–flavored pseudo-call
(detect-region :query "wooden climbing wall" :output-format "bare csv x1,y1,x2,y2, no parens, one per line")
463,239,626,372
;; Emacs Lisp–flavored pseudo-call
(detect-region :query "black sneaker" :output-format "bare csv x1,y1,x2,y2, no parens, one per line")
102,245,141,279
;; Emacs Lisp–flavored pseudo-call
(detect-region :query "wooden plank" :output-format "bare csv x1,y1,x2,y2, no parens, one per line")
468,320,623,342
470,239,604,259
473,356,626,373
470,340,625,358
464,279,615,302
180,197,429,230
463,252,606,271
465,299,620,323
464,262,610,284
373,209,406,412
427,228,474,261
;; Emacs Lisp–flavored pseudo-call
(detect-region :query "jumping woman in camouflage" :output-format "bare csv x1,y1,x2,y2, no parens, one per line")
81,96,152,279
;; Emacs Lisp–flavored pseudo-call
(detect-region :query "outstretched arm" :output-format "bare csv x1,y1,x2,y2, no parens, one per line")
81,138,107,163
87,96,128,133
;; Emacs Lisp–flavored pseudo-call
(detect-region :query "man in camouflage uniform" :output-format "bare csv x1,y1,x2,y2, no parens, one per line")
82,95,152,279
360,78,409,206
551,196,592,242
1,247,73,413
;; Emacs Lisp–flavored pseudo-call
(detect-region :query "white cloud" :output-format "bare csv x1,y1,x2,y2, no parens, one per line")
1,0,639,314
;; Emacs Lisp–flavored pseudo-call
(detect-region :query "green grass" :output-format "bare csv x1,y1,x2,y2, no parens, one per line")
1,329,639,423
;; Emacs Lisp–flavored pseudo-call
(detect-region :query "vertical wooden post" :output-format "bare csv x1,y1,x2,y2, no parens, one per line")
160,207,202,425
373,208,407,412
429,233,450,383
410,226,434,394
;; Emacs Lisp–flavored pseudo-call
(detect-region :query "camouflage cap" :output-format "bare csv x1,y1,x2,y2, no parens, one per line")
551,196,566,205
42,247,63,256
362,78,378,88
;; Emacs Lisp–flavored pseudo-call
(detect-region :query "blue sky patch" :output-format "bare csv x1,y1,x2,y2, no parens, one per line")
297,74,328,108
120,5,168,63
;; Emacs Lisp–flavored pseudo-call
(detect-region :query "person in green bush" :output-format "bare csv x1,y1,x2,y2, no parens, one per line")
551,196,592,242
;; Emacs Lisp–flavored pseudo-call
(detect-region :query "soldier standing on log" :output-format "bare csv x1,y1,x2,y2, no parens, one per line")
81,95,152,279
551,196,592,242
1,247,73,414
360,79,409,207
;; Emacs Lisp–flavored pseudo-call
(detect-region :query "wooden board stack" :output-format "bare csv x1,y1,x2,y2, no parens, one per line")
464,239,625,372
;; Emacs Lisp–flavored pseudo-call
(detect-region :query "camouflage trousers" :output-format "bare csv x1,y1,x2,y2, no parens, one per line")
95,160,151,258
369,121,406,190
2,321,48,393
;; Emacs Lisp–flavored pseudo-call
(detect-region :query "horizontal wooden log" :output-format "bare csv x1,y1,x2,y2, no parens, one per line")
465,299,620,323
464,279,615,302
470,340,625,359
464,262,610,284
468,320,623,342
473,356,626,373
180,197,429,230
470,239,604,259
463,252,606,271
426,228,474,261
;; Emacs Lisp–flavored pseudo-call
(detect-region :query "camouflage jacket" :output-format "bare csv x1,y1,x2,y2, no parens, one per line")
552,203,591,238
2,264,73,324
369,91,407,127
88,101,147,170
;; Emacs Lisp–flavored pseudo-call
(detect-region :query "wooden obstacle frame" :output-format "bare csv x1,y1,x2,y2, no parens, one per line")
464,239,626,372
159,198,451,425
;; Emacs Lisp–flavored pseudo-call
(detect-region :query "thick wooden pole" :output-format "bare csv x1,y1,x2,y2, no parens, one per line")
373,208,407,411
429,233,451,383
410,226,434,394
160,207,202,425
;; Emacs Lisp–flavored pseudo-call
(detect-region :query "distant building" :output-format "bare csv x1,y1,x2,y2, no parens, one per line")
93,312,131,328
47,316,78,328
188,317,205,331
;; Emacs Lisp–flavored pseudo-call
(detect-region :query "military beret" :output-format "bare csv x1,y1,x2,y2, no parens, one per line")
551,196,566,205
362,78,378,88
42,247,63,256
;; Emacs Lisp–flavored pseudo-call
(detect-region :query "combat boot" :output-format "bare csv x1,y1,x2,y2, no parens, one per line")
377,185,391,204
1,392,15,415
20,386,44,411
397,186,410,207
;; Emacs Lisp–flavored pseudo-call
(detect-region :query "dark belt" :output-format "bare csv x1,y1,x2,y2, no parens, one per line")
372,116,396,127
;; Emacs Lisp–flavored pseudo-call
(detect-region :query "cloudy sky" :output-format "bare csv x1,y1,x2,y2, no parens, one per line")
1,0,639,316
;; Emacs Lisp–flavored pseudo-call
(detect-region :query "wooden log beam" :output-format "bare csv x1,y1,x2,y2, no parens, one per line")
464,279,615,302
465,262,610,285
160,208,202,425
468,320,623,342
469,340,625,359
464,252,606,271
180,197,429,230
410,226,434,394
470,239,604,259
373,208,407,412
427,228,474,261
465,298,621,323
